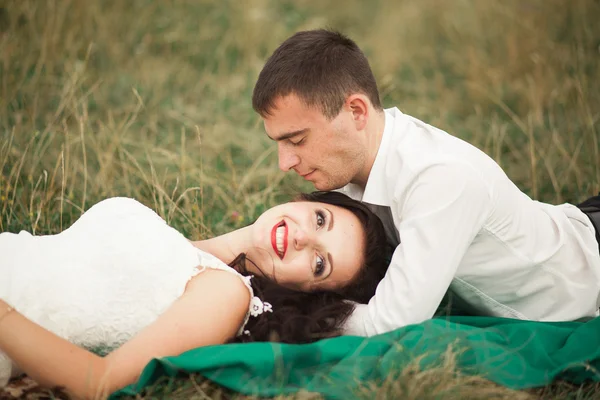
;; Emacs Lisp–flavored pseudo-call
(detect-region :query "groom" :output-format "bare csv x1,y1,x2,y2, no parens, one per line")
252,29,600,336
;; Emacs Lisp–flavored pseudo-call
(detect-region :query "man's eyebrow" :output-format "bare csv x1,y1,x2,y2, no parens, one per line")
269,128,309,142
326,208,334,231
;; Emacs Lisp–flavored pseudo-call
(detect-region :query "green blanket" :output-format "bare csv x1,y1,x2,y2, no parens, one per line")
112,316,600,399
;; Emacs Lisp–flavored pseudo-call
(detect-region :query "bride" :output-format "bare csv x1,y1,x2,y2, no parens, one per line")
0,191,391,398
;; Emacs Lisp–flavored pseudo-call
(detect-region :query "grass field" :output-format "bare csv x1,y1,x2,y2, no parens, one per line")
1,0,599,398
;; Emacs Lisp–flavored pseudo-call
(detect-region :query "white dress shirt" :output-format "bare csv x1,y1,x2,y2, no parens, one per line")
342,107,600,337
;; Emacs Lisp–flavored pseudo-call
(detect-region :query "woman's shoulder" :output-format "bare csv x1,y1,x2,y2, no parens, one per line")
190,250,261,336
186,267,251,302
192,249,254,297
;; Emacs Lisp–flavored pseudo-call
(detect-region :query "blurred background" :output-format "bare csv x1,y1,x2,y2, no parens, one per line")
1,0,599,240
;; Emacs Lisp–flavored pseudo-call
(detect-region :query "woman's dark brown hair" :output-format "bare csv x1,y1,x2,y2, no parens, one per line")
229,191,393,344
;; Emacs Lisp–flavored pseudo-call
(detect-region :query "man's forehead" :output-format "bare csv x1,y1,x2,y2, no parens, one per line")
272,93,308,110
265,95,325,121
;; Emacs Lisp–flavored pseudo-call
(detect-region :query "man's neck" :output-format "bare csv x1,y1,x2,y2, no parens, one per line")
351,108,386,189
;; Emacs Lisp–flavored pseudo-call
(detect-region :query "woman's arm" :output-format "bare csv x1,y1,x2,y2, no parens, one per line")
0,268,250,399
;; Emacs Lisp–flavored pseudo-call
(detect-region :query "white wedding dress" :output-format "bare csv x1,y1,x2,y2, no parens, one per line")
0,197,255,386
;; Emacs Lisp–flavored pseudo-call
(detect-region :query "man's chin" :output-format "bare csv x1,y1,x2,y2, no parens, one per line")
312,179,345,192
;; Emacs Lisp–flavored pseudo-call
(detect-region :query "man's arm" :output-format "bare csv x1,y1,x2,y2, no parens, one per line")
345,162,491,336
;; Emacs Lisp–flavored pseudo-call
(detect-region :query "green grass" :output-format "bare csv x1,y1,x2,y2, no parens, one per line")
1,0,599,398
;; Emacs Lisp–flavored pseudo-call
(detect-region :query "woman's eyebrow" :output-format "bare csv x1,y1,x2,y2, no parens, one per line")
326,207,334,231
322,208,334,280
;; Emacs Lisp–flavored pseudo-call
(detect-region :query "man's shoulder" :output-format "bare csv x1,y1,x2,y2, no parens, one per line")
385,111,502,182
387,108,485,159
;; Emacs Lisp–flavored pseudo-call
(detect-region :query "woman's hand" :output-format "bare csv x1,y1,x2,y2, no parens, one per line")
0,298,107,398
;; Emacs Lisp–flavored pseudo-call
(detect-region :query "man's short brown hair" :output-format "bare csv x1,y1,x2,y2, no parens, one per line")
252,29,383,120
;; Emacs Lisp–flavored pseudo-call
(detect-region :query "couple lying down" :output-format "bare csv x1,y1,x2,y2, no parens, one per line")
4,28,600,400
2,190,600,399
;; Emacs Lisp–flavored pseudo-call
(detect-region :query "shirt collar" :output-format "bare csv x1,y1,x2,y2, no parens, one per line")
343,107,399,207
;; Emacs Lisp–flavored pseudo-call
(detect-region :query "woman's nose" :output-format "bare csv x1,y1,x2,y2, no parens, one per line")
293,228,314,250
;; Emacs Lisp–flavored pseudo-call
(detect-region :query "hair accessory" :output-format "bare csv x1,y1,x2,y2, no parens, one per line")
249,296,273,317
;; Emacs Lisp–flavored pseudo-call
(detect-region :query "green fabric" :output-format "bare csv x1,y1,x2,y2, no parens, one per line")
111,316,600,399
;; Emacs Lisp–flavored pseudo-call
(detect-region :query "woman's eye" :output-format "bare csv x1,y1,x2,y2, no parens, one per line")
316,211,325,228
314,255,325,277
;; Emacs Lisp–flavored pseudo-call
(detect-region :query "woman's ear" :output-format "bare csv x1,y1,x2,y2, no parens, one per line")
345,94,369,131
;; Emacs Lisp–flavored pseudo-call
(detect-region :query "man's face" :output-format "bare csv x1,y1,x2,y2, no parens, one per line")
262,94,366,191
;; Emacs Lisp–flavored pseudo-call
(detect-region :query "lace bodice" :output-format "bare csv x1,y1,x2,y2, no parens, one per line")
0,197,255,385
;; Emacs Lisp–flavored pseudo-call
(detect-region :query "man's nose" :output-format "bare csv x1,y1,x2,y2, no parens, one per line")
278,144,301,172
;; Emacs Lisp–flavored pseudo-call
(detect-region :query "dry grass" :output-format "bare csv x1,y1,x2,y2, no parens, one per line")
1,0,600,398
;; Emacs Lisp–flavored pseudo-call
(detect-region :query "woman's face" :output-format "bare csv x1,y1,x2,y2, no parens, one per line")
248,201,365,291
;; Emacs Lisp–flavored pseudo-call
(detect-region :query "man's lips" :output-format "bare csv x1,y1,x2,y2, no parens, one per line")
270,220,288,259
300,170,316,180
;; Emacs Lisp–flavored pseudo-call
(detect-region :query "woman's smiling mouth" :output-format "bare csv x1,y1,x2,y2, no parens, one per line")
271,220,288,259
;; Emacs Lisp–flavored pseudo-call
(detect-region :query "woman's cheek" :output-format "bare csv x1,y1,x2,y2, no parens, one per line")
291,262,310,285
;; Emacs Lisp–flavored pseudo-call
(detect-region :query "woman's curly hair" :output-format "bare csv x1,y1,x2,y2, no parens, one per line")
229,191,393,344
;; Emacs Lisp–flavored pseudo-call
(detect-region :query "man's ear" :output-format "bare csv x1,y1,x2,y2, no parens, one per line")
345,94,369,131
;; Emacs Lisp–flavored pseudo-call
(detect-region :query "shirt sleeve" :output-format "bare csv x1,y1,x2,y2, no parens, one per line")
344,162,491,336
